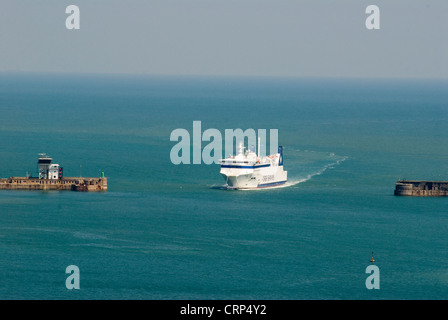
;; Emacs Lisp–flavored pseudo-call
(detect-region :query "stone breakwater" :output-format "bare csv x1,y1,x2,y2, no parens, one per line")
394,180,448,196
0,177,107,192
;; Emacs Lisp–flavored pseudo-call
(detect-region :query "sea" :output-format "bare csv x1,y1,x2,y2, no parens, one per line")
0,72,448,300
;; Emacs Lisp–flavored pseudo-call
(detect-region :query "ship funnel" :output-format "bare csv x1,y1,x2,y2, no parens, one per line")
278,146,283,166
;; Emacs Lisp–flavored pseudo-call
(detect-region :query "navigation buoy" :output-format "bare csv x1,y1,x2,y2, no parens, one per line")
370,252,375,263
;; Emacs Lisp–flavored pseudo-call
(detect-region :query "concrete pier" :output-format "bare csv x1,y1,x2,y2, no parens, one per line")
394,180,448,196
0,177,107,192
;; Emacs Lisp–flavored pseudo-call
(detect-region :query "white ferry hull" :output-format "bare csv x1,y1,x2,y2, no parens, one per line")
220,166,287,190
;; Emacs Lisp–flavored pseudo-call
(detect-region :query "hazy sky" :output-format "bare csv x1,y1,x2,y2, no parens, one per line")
0,0,447,78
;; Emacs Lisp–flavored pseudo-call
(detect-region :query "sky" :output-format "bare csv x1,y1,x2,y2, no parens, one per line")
0,0,447,78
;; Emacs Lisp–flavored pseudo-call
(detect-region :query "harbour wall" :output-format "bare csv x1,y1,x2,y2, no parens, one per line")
0,177,107,192
394,180,448,196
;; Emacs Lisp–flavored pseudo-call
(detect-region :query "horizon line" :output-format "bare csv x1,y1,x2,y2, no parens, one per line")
1,70,447,81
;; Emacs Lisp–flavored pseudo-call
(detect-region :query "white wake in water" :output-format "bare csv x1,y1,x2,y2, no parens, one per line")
282,156,348,189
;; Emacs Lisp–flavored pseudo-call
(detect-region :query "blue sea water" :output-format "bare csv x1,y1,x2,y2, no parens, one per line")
1,73,448,299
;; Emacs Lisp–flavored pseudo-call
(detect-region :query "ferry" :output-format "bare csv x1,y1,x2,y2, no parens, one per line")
219,140,287,189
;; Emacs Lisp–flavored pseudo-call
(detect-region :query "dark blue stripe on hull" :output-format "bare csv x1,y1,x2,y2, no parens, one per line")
257,180,287,188
220,164,271,169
